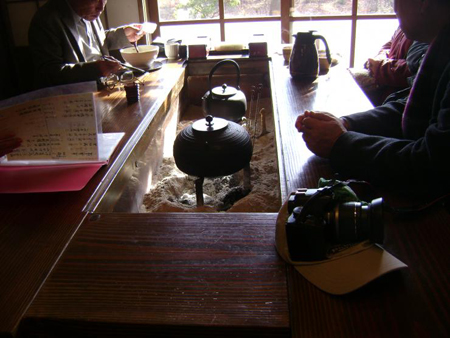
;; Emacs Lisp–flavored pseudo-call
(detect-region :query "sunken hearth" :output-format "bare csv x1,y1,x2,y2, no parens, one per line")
141,99,281,213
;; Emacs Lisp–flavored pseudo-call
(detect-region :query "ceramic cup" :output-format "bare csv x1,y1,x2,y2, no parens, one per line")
165,43,180,60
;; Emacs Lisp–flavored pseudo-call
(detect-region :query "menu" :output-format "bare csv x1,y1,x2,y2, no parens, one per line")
0,92,99,161
0,82,124,193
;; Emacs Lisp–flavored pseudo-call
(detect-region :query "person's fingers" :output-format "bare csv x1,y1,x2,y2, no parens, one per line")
299,117,311,129
110,61,122,73
124,25,147,42
97,59,123,76
1,146,17,156
0,136,22,156
106,59,123,72
300,117,324,129
306,111,335,121
295,115,306,131
130,23,142,30
0,136,22,147
295,111,314,131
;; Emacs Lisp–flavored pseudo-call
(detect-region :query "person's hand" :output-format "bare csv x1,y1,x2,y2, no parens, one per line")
94,57,122,77
124,22,157,43
364,49,388,69
366,58,383,76
0,135,22,157
295,110,347,158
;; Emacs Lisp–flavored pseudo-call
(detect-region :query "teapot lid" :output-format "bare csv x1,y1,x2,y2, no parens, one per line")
192,115,228,132
211,83,238,98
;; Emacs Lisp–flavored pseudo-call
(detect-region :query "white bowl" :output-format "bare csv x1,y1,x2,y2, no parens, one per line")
120,45,159,68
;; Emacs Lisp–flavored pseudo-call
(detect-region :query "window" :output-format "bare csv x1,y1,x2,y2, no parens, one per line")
147,0,398,67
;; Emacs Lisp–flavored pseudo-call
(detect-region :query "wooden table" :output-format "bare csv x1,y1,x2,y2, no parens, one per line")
270,55,450,337
269,56,374,195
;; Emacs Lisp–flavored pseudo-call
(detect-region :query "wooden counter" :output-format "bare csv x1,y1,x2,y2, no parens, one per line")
19,213,289,338
270,56,450,337
0,60,187,337
14,57,291,338
269,56,373,196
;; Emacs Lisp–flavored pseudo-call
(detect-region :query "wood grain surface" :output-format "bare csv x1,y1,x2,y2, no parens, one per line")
270,56,373,197
19,213,289,338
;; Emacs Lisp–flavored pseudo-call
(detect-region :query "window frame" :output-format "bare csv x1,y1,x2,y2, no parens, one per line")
145,0,396,68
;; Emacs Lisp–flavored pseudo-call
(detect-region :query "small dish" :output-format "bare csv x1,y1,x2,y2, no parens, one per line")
145,61,163,72
121,61,163,77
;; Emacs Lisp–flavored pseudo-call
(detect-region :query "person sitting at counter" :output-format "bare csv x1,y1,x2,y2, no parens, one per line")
377,40,429,104
295,0,450,194
351,26,414,106
28,0,155,89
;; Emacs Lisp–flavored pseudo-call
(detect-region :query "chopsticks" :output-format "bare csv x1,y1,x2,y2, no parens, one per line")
103,56,147,74
119,61,146,74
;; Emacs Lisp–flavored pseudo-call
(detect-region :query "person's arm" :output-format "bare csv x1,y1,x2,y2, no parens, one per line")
366,27,414,87
329,82,450,188
103,26,132,51
362,28,396,69
341,99,406,138
367,58,411,87
29,14,121,87
104,23,157,50
296,99,407,158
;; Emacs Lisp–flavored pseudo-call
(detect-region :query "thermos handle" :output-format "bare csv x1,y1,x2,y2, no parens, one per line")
315,35,332,64
208,59,241,92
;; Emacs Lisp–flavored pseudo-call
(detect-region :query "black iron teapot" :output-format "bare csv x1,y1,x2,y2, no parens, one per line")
173,115,253,178
290,31,331,80
202,59,247,122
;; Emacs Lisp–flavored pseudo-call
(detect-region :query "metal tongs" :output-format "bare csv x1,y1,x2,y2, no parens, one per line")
248,83,263,144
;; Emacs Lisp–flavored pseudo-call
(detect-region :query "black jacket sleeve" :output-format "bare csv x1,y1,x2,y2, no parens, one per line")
342,100,406,138
330,78,450,190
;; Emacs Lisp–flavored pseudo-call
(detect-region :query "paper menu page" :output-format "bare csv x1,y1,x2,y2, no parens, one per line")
0,92,99,161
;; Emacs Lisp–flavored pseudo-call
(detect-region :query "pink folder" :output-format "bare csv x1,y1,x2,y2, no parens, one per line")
0,161,106,193
0,133,123,193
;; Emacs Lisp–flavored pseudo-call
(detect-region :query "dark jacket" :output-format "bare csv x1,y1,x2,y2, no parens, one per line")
330,25,450,193
28,0,130,88
406,41,429,86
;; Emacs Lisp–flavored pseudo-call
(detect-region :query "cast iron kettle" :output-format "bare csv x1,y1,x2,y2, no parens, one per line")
173,115,253,178
202,59,247,122
290,31,331,80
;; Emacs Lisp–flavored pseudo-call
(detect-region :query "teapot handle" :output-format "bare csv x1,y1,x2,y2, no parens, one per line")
314,35,332,64
208,59,241,92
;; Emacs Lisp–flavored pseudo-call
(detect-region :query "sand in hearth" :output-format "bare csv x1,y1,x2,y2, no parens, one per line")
141,99,281,213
